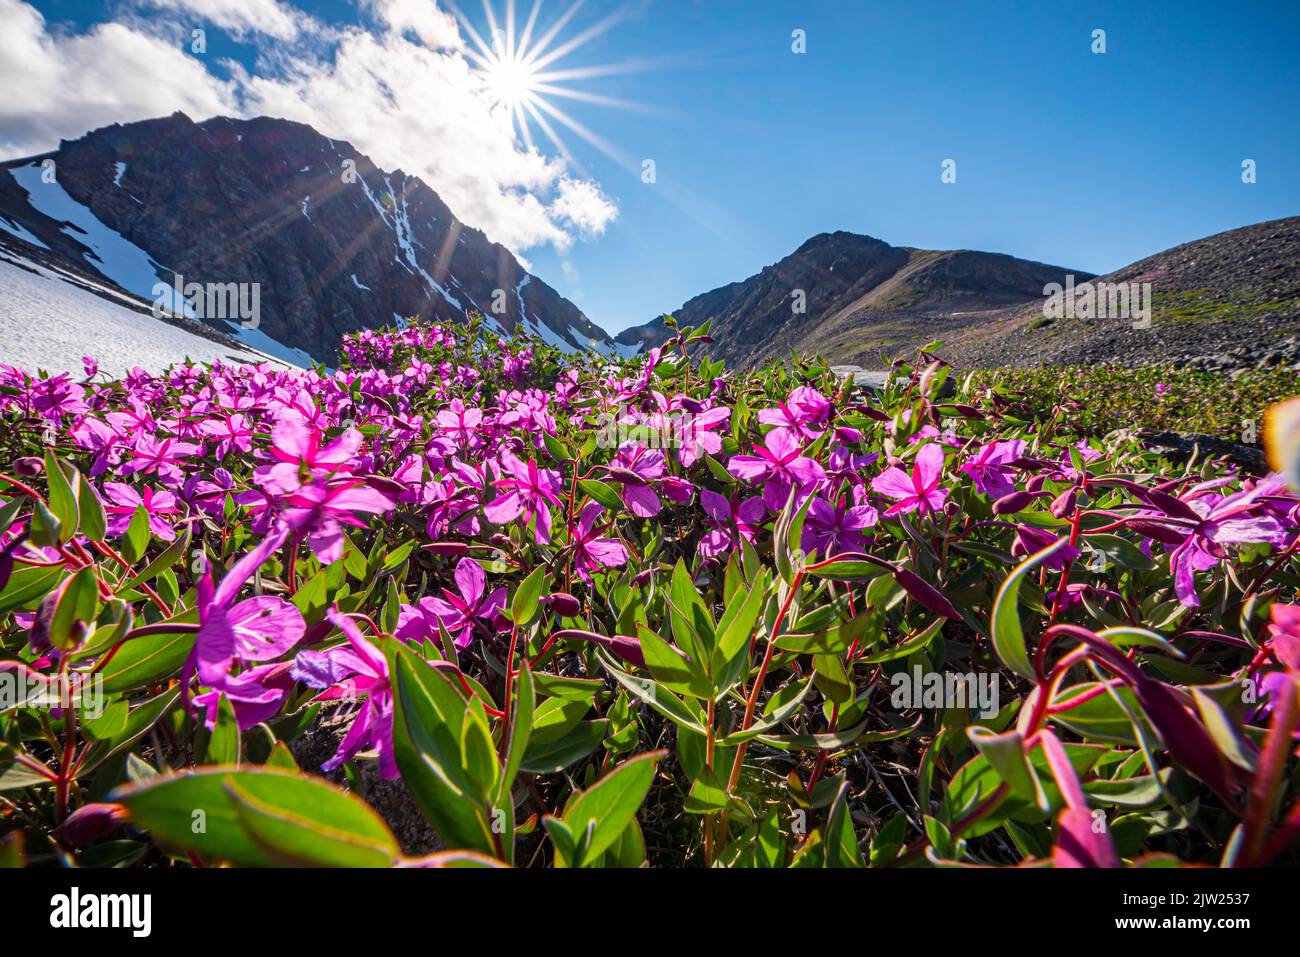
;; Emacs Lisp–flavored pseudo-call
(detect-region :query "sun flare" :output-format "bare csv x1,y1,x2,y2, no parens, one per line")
453,0,659,167
482,51,539,109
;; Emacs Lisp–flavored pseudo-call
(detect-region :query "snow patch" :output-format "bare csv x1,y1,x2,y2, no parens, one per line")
113,162,126,187
0,217,48,250
0,251,283,377
9,164,186,315
351,273,370,291
223,321,314,368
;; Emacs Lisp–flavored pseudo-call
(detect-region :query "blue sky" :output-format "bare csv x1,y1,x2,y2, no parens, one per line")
8,0,1300,333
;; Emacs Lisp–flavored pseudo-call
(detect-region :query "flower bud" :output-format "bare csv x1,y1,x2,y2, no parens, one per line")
1049,488,1077,519
13,457,43,477
542,592,581,617
993,490,1035,514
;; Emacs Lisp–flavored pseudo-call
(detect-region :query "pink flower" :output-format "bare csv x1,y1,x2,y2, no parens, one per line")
185,525,306,724
255,416,362,496
484,450,563,544
959,439,1025,499
801,496,878,557
395,557,506,650
293,609,397,779
610,444,666,518
757,386,832,441
728,428,826,511
102,482,180,541
119,434,201,485
570,503,628,581
871,443,948,516
698,489,766,558
279,479,395,565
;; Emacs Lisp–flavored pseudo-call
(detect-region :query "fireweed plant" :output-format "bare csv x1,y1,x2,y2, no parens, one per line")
0,318,1298,869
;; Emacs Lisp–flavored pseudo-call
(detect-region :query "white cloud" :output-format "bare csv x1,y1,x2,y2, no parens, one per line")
139,0,310,40
552,178,619,240
0,0,617,254
0,0,238,157
362,0,460,48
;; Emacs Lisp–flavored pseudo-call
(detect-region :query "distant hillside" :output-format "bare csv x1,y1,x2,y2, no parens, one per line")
616,231,1087,368
941,216,1300,371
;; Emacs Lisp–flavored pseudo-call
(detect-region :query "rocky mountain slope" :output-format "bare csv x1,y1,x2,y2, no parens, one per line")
620,218,1300,372
942,216,1300,371
0,113,615,363
615,231,1087,368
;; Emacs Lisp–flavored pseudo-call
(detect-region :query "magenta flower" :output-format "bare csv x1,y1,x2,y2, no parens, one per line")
674,406,730,468
435,398,484,448
102,482,180,541
484,450,563,544
610,445,666,518
293,609,397,779
191,662,296,732
570,503,629,581
959,439,1025,499
757,386,832,440
1269,602,1300,671
395,557,505,650
279,479,395,565
119,434,201,485
29,374,88,421
255,416,362,496
198,412,255,459
1161,477,1289,607
801,496,878,557
698,489,766,559
871,443,948,517
728,428,827,512
185,525,305,720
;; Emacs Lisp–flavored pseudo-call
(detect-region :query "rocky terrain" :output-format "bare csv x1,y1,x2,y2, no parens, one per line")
620,218,1300,373
944,216,1300,372
616,232,1084,368
0,113,615,363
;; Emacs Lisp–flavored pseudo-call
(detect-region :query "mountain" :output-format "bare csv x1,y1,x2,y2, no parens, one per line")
615,231,1089,368
0,113,615,364
939,216,1300,371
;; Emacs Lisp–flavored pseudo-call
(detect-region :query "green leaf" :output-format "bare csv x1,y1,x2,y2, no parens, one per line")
637,624,712,699
497,662,535,809
578,479,623,511
114,767,398,867
597,652,708,735
120,525,191,591
552,750,663,867
44,451,78,542
519,719,609,774
49,565,99,651
77,472,107,542
121,505,151,562
991,536,1070,679
510,565,546,627
99,623,196,694
77,687,181,776
775,609,874,655
222,773,398,867
966,727,1048,810
860,617,943,664
0,564,63,615
205,695,242,765
385,640,498,854
714,572,765,669
29,499,61,548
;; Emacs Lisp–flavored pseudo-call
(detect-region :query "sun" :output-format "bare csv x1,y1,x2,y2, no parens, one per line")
482,51,539,109
450,0,660,168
